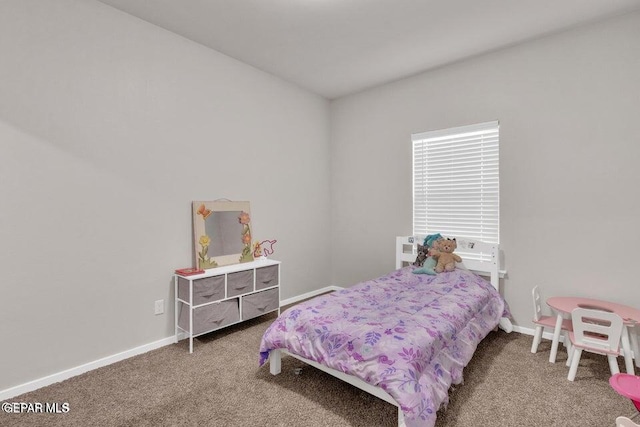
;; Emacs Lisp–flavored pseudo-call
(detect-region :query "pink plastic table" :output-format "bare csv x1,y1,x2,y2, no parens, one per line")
546,296,640,374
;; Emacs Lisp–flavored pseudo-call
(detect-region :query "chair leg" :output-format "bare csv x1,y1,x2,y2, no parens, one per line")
568,348,582,381
531,326,543,353
607,355,620,376
564,332,573,367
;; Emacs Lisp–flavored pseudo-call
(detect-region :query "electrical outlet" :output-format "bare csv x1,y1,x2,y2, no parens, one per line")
154,299,164,315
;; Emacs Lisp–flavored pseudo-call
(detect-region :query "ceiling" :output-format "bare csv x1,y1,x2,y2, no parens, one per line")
96,0,640,99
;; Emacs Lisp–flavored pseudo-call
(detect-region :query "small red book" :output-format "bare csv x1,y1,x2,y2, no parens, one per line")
175,267,204,276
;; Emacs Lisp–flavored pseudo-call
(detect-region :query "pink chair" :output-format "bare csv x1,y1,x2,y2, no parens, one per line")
567,307,624,381
531,286,572,356
610,373,640,422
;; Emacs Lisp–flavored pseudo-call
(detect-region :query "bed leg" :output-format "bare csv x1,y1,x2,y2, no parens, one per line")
269,349,282,375
499,317,513,333
398,407,406,427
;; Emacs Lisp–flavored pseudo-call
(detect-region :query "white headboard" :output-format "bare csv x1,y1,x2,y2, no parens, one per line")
395,235,500,291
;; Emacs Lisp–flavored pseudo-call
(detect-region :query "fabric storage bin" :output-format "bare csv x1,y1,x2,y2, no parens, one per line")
177,275,225,305
255,265,279,290
227,270,254,297
242,288,279,320
178,299,240,335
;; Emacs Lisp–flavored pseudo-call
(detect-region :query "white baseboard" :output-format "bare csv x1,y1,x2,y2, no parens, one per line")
0,285,343,401
0,336,176,401
511,324,565,342
279,285,343,307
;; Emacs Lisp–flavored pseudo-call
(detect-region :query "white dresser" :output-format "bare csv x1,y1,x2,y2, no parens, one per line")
174,259,280,353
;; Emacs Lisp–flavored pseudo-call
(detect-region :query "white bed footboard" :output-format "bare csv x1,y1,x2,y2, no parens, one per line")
268,349,406,426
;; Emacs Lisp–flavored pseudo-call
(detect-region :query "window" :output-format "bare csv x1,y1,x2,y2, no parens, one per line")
412,121,499,256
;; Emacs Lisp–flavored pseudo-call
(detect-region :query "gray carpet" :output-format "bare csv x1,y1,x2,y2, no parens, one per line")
1,311,636,427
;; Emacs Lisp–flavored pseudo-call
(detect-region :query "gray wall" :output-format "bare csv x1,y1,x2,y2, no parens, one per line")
330,11,640,329
0,0,331,390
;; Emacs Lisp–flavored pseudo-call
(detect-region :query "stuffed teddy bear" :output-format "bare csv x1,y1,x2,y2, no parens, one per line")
413,233,443,275
431,238,462,273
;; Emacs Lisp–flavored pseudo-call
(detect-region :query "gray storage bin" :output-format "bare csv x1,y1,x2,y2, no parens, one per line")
178,299,240,335
177,275,225,305
227,270,254,297
255,265,279,290
242,288,279,320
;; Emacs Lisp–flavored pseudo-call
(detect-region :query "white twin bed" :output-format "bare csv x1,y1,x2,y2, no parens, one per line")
259,236,512,427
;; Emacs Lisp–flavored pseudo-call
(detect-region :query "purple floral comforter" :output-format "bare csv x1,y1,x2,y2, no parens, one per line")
259,266,510,427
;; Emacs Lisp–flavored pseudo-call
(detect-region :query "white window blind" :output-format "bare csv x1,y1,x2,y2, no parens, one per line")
412,121,499,252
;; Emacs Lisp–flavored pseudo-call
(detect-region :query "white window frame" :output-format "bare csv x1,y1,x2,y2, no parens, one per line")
412,121,499,258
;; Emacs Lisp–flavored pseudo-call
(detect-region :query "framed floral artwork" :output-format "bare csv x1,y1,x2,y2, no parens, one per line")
192,200,254,269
